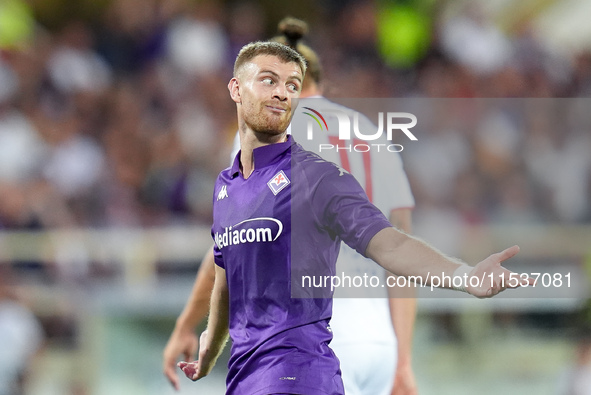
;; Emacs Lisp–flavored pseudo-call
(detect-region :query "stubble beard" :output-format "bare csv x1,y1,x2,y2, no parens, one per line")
245,104,292,137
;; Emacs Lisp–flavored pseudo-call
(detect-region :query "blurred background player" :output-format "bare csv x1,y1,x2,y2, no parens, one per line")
164,17,418,395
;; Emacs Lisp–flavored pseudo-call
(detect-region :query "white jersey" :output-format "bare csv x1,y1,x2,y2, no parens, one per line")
229,96,415,394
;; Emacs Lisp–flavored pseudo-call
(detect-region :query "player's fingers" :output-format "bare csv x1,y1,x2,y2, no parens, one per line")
163,348,181,390
527,277,536,286
164,364,180,391
495,245,520,263
498,268,515,289
477,271,505,298
390,375,418,395
178,361,199,381
498,269,535,289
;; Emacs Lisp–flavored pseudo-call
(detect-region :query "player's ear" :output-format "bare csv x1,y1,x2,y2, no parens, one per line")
228,78,241,103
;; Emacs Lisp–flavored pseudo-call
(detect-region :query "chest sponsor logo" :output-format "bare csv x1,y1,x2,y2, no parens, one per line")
217,185,228,201
214,217,283,250
267,170,290,195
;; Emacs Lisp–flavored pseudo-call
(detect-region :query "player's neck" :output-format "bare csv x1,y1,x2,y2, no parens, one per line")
239,129,288,179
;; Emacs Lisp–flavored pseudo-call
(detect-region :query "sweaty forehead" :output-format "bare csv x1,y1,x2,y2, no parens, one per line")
238,55,303,79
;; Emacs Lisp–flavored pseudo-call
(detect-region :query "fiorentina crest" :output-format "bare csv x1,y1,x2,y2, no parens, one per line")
267,170,290,195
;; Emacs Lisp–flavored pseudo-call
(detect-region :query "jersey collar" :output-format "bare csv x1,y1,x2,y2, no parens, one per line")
230,135,294,179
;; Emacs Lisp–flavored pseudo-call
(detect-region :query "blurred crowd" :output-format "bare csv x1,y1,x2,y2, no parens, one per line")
1,1,590,393
0,0,590,238
401,97,591,256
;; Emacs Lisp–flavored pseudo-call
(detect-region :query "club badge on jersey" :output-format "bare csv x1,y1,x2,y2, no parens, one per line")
267,170,290,195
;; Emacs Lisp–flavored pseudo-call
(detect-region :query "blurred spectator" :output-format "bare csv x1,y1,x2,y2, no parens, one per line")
491,170,542,225
570,52,591,96
41,111,105,203
0,267,44,395
414,53,477,97
46,21,111,95
0,2,589,393
94,0,170,75
473,104,522,179
226,1,266,61
440,3,512,76
165,1,229,79
334,0,381,67
0,0,587,254
556,298,591,395
0,60,18,102
557,337,591,395
0,63,46,184
404,106,472,203
99,81,154,227
523,108,591,223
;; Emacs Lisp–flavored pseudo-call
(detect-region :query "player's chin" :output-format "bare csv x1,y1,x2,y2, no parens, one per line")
263,118,290,134
268,111,290,122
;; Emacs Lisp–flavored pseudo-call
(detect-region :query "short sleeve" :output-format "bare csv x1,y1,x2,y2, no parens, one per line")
310,164,392,257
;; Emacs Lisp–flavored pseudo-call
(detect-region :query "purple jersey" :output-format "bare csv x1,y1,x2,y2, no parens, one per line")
212,135,391,394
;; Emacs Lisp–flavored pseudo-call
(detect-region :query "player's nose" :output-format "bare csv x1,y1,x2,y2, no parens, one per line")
272,84,288,101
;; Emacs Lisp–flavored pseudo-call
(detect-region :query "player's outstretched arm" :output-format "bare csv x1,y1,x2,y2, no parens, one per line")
163,247,216,390
178,263,230,381
365,227,531,298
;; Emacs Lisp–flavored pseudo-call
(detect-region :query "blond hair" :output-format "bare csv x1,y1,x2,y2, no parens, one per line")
233,41,307,78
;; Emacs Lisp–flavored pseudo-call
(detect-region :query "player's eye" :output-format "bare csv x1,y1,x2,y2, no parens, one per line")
262,77,274,85
287,83,299,93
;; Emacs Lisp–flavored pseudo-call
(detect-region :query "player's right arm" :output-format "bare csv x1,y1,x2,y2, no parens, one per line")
163,246,216,390
366,226,525,298
178,263,230,381
313,160,527,297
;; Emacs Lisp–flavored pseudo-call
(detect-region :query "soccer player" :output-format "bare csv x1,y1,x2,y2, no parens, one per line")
236,18,418,395
164,17,418,395
176,41,529,394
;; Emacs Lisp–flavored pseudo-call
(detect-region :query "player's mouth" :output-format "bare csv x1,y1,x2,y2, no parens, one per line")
265,104,288,114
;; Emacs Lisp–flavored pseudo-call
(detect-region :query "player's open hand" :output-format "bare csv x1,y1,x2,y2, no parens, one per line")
391,361,418,395
465,245,534,298
163,327,198,391
178,331,216,382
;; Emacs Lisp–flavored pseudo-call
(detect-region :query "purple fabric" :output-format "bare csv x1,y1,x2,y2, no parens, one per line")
211,136,391,394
